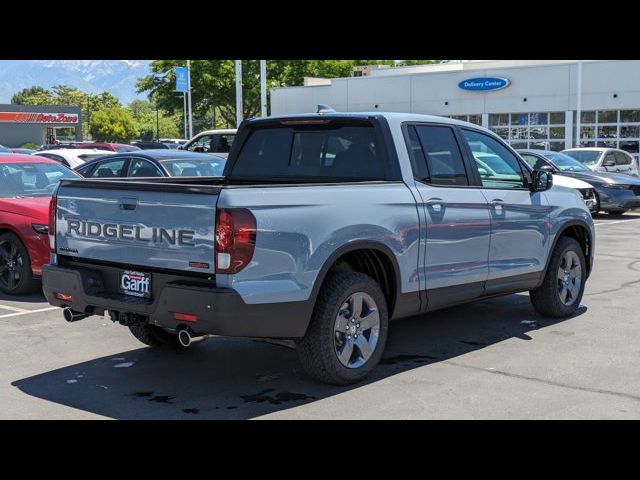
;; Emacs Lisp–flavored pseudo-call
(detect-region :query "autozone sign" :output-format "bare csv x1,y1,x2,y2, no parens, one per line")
0,112,79,124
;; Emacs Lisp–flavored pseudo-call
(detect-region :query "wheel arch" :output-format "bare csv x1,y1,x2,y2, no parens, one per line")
538,220,593,287
309,241,403,321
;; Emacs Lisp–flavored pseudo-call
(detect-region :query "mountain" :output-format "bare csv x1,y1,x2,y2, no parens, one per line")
0,60,152,105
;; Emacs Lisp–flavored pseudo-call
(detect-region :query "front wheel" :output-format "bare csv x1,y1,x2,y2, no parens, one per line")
0,232,39,295
530,237,586,318
297,272,388,385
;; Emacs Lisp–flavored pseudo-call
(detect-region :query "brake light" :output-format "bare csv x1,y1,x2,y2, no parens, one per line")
215,208,256,274
48,195,57,253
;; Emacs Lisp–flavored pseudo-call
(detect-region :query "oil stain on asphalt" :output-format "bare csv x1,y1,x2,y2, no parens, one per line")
240,388,315,405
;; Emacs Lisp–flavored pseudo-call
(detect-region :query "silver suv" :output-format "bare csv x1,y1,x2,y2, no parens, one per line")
562,147,639,176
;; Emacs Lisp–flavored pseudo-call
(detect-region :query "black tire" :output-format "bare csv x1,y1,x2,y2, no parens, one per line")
128,322,181,348
296,272,388,385
530,237,586,318
607,209,627,215
0,232,39,295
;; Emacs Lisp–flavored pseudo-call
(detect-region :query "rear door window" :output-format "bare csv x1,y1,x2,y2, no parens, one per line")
88,158,128,178
231,123,386,180
615,151,631,166
129,159,164,177
412,125,469,186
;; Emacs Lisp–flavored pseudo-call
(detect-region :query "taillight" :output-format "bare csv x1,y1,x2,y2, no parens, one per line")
215,208,256,274
48,195,57,253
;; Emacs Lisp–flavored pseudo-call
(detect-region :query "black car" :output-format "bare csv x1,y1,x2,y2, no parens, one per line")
518,149,640,215
132,141,170,150
74,150,227,178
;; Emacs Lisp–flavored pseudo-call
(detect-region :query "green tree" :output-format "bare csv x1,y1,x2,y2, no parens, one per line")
137,60,409,130
89,106,139,143
397,60,442,66
11,86,51,104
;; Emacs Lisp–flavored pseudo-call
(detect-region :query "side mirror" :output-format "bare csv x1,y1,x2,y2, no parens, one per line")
531,170,553,192
602,159,616,167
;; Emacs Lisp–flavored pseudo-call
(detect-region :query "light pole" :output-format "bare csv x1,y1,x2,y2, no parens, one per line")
151,71,171,142
260,60,267,117
187,60,193,139
235,60,243,127
576,60,583,148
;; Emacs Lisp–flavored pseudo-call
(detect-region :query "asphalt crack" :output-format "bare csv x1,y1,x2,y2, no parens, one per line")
445,360,640,403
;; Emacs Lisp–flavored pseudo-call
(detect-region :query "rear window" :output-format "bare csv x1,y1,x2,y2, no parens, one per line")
230,123,386,180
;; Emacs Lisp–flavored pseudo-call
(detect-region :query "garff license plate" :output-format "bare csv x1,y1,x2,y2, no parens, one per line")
119,270,151,298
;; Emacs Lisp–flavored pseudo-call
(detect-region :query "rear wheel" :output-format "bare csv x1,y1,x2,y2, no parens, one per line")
128,322,181,348
530,237,586,318
297,272,388,385
0,233,39,295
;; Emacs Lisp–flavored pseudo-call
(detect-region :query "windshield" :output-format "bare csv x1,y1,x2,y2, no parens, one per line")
0,162,78,198
160,157,226,177
543,152,590,171
563,150,602,165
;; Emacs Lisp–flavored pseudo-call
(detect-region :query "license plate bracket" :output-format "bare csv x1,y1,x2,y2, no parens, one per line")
119,270,151,298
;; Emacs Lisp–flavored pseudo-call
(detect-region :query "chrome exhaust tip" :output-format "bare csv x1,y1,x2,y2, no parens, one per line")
177,329,208,347
63,307,90,323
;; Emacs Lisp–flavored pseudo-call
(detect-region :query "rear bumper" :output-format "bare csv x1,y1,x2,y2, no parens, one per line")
42,263,311,338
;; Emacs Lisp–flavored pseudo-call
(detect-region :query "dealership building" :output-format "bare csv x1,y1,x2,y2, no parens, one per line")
0,104,82,147
270,60,640,161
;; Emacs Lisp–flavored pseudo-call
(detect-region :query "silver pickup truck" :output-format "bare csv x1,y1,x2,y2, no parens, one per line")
42,112,595,385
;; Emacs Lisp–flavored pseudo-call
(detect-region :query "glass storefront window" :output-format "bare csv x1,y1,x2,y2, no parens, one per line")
598,110,617,123
510,142,527,150
492,128,508,140
550,127,565,139
489,114,509,127
597,140,617,148
620,126,640,138
550,112,565,124
581,111,596,123
468,115,482,125
529,127,548,139
548,142,565,152
579,126,595,139
528,113,548,125
598,125,618,138
620,110,640,123
510,127,527,140
510,113,528,125
579,140,596,147
619,141,639,154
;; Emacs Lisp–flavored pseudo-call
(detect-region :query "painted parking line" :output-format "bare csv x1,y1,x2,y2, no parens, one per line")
594,219,639,226
0,306,59,319
0,304,29,313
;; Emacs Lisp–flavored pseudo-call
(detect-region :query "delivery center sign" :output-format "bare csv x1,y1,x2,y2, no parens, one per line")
0,112,79,124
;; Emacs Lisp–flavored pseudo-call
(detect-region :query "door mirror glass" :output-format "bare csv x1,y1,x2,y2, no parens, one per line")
531,170,553,192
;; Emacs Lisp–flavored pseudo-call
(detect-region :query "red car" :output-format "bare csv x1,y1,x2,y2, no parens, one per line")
0,155,80,294
80,142,141,153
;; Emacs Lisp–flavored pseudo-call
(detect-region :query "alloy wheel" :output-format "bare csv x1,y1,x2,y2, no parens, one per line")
333,292,380,368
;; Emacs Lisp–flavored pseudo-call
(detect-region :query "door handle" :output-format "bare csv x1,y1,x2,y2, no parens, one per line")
425,198,446,212
490,199,505,214
119,197,138,211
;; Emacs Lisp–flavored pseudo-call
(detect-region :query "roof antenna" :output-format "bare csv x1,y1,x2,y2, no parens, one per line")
317,104,336,114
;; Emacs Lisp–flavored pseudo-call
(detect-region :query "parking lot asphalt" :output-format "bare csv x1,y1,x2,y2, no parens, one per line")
2,212,640,420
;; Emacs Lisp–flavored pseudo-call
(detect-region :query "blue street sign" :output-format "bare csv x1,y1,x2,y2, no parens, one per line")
175,67,189,93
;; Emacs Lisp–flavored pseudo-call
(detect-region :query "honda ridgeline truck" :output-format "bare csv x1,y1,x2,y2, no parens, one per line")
42,112,595,385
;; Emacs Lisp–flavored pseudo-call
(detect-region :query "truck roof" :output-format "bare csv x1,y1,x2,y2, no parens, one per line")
247,111,492,133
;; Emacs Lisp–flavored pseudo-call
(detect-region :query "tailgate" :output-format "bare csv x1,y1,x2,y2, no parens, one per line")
55,179,219,274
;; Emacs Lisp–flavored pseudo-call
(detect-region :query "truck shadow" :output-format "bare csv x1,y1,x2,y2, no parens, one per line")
12,293,585,419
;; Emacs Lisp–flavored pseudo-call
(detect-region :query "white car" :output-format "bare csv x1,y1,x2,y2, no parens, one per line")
181,129,237,158
34,149,114,169
562,147,639,177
